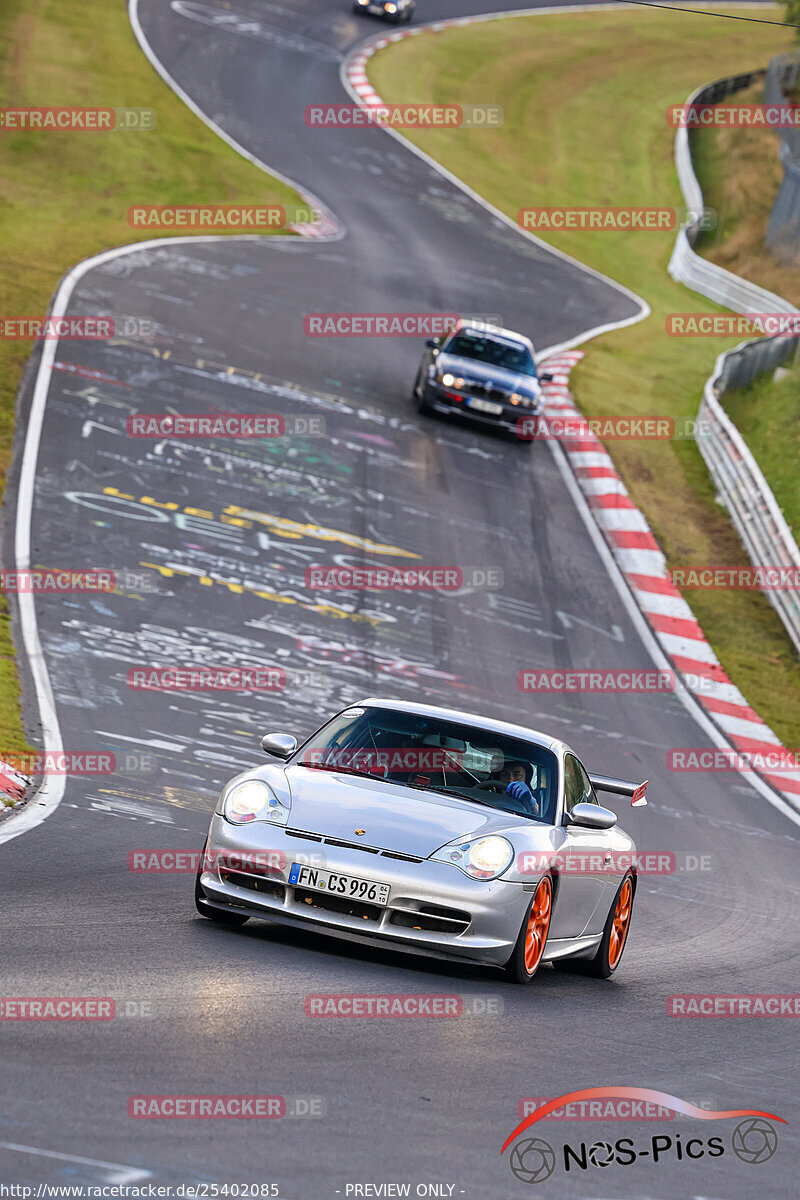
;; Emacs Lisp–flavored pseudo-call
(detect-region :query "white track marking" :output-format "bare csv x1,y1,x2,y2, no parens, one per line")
0,1142,152,1184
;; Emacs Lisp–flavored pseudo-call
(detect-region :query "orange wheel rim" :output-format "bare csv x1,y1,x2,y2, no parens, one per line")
608,877,632,968
524,876,552,974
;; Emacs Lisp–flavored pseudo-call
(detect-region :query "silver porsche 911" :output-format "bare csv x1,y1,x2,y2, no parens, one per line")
194,699,646,982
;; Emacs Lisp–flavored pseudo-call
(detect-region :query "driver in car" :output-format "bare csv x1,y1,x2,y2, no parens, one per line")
486,754,539,816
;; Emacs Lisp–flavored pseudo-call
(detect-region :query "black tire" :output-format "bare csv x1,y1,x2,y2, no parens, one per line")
506,876,552,985
194,842,250,927
413,384,432,415
553,872,634,979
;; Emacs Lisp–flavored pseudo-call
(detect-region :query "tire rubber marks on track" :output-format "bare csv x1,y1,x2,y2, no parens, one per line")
541,356,800,808
170,1,342,62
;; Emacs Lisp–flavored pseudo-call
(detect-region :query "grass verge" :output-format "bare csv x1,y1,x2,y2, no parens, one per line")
369,5,800,743
691,81,799,546
693,82,800,301
0,0,303,756
723,359,800,540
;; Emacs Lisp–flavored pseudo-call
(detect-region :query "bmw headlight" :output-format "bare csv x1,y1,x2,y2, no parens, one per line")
430,835,514,880
222,779,288,826
438,373,465,388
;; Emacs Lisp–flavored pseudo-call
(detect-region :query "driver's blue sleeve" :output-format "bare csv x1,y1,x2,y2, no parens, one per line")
506,781,539,814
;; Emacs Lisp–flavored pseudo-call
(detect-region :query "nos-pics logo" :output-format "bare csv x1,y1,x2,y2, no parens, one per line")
502,1088,782,1184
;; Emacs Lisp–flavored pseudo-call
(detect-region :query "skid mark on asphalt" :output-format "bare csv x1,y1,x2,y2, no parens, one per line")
170,0,342,61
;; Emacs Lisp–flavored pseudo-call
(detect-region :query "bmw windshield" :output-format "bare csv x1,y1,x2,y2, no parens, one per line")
443,332,537,376
293,705,557,822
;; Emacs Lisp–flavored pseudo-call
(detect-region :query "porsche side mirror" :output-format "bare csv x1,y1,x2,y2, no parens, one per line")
567,802,617,830
425,338,438,349
261,732,297,759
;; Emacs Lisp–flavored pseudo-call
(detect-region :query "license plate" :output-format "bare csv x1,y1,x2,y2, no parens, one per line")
289,862,390,905
368,4,384,11
467,396,504,415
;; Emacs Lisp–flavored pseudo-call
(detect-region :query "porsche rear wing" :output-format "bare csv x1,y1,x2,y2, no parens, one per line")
589,774,648,807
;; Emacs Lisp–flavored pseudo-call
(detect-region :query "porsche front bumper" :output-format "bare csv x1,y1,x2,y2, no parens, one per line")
199,815,536,967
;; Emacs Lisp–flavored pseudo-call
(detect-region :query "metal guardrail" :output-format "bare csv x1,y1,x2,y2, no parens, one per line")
697,340,800,657
669,72,800,656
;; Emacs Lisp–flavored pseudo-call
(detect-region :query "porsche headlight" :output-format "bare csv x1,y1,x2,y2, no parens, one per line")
222,780,288,826
430,835,514,880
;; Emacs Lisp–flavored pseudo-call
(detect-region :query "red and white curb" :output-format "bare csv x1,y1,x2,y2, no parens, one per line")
347,24,427,109
540,353,800,809
0,759,31,810
290,212,342,240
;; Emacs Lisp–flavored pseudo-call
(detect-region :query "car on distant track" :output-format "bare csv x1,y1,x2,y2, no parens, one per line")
353,0,415,24
412,324,547,441
194,698,645,983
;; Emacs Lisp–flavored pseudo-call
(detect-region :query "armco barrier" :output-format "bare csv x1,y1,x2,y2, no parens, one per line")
669,72,800,656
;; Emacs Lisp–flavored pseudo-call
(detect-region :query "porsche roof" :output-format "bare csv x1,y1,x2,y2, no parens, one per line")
355,697,562,753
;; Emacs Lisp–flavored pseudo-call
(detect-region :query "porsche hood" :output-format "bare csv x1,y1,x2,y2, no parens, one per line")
281,766,523,859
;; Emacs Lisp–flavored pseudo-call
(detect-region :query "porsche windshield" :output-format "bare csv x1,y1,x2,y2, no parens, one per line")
443,332,536,376
294,706,557,822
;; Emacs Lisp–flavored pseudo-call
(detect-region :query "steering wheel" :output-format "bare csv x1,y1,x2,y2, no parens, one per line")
482,780,507,793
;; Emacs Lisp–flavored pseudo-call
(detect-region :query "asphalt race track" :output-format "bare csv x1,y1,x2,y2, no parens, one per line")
1,1,798,1196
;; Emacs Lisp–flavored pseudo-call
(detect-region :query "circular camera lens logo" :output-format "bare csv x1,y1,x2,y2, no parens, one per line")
588,1140,614,1167
509,1137,556,1184
731,1118,778,1165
